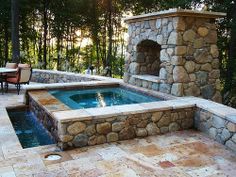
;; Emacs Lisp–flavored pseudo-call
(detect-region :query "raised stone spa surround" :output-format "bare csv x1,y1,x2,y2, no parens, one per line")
124,9,225,102
24,80,236,153
27,84,194,150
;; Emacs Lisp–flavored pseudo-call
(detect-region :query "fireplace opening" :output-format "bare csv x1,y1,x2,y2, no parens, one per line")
136,40,161,76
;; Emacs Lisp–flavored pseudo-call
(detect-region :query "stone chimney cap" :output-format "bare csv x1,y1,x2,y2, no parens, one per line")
124,8,226,23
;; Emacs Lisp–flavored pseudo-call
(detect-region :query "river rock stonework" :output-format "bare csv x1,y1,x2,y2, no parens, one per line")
58,108,194,149
194,108,236,153
124,9,225,102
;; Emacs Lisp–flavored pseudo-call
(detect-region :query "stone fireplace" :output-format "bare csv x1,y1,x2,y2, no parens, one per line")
136,40,161,76
124,9,225,102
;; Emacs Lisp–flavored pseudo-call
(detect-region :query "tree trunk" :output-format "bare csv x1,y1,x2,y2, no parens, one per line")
43,0,49,69
226,2,236,91
57,37,61,70
11,0,20,63
38,36,42,68
48,36,51,68
120,31,125,79
65,24,69,71
105,0,113,77
0,38,3,66
4,23,9,65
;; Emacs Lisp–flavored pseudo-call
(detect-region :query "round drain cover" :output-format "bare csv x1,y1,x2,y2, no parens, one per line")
44,154,62,161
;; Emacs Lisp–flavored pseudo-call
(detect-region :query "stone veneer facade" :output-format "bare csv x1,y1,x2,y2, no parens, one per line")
124,9,225,102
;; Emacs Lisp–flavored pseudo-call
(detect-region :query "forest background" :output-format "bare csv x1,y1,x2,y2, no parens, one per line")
0,0,236,107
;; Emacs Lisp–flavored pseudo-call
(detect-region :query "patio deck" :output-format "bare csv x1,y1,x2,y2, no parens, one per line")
0,87,236,177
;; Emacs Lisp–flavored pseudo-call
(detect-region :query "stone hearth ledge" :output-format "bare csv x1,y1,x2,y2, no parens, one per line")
132,75,161,83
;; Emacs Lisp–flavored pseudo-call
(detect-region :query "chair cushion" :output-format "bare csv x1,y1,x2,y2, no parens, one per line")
7,77,18,83
18,63,30,68
19,68,31,83
6,63,17,69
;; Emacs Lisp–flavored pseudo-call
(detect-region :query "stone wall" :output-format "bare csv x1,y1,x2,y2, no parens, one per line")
124,9,224,102
27,87,236,153
29,96,59,142
57,107,194,150
195,108,236,153
31,69,97,83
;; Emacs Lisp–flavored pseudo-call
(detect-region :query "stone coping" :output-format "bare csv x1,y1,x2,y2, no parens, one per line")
177,97,236,124
132,75,161,83
124,8,226,23
0,107,23,153
28,91,71,116
24,80,120,91
26,88,236,125
53,99,196,123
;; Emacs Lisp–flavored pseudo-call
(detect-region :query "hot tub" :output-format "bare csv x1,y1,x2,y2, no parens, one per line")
49,87,162,109
27,82,194,150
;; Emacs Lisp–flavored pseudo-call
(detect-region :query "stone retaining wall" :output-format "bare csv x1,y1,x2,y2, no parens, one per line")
57,107,194,149
194,108,236,153
31,69,97,83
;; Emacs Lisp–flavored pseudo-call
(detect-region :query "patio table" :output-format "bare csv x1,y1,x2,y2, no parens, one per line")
0,68,17,94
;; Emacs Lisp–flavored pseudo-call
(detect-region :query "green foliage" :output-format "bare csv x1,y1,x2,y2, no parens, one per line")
1,0,236,107
191,0,236,105
120,0,192,14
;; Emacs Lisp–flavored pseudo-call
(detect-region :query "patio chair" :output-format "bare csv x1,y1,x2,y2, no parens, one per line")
5,64,32,95
4,62,18,78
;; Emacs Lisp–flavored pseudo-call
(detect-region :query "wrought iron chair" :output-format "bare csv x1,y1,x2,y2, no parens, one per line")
0,77,4,94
